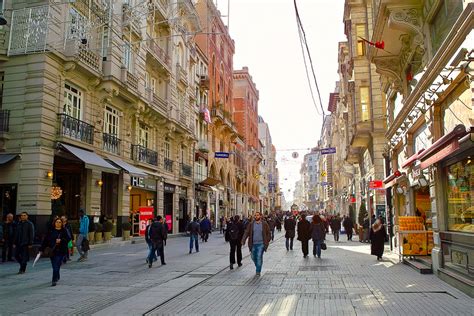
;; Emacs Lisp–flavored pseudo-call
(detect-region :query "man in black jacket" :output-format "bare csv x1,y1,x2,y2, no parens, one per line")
13,212,35,274
2,213,16,262
297,214,312,258
148,216,166,268
187,217,201,254
284,215,296,251
227,215,244,270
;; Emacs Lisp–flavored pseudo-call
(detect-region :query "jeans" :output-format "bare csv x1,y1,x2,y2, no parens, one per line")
313,239,322,258
301,240,309,256
76,234,88,258
270,229,275,241
149,242,165,265
189,234,199,252
285,237,294,250
50,254,64,282
2,240,13,261
251,243,264,273
229,240,242,265
15,245,29,272
333,230,340,242
147,242,157,262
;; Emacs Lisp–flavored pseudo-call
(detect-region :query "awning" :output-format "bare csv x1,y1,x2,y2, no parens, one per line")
401,149,425,169
59,143,119,174
418,125,469,169
200,177,220,186
107,157,147,177
0,153,19,165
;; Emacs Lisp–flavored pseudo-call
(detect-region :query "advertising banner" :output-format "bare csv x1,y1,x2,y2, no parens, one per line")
139,206,154,237
165,214,173,233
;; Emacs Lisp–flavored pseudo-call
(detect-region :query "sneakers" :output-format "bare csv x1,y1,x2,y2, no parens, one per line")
230,264,234,270
189,250,192,254
238,263,242,267
256,272,261,276
77,256,85,262
148,263,152,268
51,282,57,287
17,270,25,275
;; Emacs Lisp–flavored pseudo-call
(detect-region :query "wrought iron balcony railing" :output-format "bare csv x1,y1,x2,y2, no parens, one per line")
0,109,10,132
131,145,158,166
164,157,173,172
58,113,93,144
103,133,121,155
180,163,192,177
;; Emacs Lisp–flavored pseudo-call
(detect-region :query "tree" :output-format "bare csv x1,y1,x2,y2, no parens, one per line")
358,201,368,226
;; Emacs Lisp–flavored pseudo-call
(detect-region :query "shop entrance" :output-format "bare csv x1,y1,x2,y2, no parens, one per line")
164,192,173,233
0,184,17,220
100,173,119,221
52,156,82,219
178,198,188,233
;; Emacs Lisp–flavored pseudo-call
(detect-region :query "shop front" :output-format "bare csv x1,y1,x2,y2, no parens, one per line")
163,183,175,234
129,175,157,236
0,154,19,220
178,186,189,233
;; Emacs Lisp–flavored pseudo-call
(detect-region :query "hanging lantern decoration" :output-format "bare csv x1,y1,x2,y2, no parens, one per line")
51,186,63,200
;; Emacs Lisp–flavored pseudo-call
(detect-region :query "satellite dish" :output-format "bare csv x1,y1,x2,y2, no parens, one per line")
292,152,299,159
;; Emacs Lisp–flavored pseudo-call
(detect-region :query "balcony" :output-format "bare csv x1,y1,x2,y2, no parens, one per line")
57,113,93,144
103,133,121,155
176,63,188,86
211,107,224,121
131,145,158,166
150,0,169,18
121,68,139,91
349,121,371,148
164,157,173,172
146,36,172,71
197,140,209,153
0,110,9,133
146,89,168,117
122,4,141,37
180,163,192,178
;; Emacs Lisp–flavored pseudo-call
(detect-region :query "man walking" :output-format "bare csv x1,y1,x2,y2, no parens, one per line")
227,215,244,269
148,216,166,267
187,217,200,254
242,211,271,276
343,216,354,241
76,209,89,262
2,213,15,262
13,212,34,274
145,218,157,263
284,215,296,251
200,216,211,242
331,214,342,242
297,213,311,258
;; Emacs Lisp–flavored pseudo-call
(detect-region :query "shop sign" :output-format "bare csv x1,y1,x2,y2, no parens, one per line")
165,214,173,232
164,183,175,193
131,176,145,188
369,180,384,189
214,152,230,158
139,206,154,237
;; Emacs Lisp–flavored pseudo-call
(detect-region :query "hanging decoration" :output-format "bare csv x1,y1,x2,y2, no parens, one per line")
51,186,63,200
358,37,393,54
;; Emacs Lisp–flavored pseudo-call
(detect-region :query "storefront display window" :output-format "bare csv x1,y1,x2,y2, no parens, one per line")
446,157,473,233
414,186,431,230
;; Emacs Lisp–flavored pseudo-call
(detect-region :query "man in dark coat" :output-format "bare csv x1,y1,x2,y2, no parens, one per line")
330,214,342,242
370,219,387,260
343,216,354,241
2,213,16,262
226,215,244,269
187,217,201,254
13,212,35,274
297,214,312,258
148,216,166,267
200,216,211,242
267,216,276,241
284,215,296,251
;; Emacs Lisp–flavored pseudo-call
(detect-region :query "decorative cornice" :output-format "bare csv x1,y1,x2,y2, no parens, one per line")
388,7,423,45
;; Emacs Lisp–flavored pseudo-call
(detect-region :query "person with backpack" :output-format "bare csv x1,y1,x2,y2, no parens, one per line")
226,215,244,270
76,209,89,262
187,217,201,254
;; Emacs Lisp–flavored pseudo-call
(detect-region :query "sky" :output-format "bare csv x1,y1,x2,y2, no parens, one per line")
215,0,346,203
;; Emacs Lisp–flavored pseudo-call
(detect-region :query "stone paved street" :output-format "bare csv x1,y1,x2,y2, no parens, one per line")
0,231,472,315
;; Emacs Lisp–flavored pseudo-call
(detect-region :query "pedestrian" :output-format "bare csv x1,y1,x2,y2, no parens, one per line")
148,215,166,267
60,216,73,263
311,215,326,258
13,212,35,274
241,211,271,276
370,218,387,260
200,216,211,242
226,215,244,269
284,215,296,251
297,213,312,258
362,216,370,243
187,217,200,254
267,216,276,241
219,216,225,234
76,209,89,261
2,213,16,262
330,214,342,242
343,216,354,241
40,217,71,286
145,218,157,263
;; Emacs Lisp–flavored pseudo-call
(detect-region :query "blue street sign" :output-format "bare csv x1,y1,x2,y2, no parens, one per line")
321,182,331,186
214,152,230,159
321,147,336,155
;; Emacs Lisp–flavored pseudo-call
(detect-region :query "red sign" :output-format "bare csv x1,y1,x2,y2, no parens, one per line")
350,197,356,203
420,140,459,170
139,206,154,237
369,180,384,189
165,214,173,233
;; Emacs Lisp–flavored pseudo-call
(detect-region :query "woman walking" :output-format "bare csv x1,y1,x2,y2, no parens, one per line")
297,214,312,258
311,215,326,258
370,218,387,260
40,217,71,286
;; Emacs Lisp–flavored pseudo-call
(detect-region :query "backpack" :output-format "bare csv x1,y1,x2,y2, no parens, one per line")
228,223,239,241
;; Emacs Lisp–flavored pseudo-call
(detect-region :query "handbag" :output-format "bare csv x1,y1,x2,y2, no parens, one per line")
42,246,55,258
321,242,327,250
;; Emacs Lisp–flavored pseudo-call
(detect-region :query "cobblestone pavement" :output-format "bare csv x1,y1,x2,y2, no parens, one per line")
0,231,472,315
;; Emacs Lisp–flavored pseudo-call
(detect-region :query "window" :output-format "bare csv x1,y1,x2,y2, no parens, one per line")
138,122,149,148
145,72,149,89
64,83,83,119
356,24,366,56
181,145,187,163
430,0,463,55
123,41,133,72
360,87,370,121
164,138,171,159
446,158,473,233
104,106,120,136
101,26,109,60
151,77,156,93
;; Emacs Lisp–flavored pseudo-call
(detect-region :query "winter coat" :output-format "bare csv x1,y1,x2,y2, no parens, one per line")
79,215,89,236
187,221,201,235
330,217,342,232
149,222,166,246
14,220,35,247
200,218,212,232
343,217,354,230
40,228,71,256
242,220,271,251
297,219,312,242
370,225,387,257
2,221,16,242
284,218,296,239
311,223,326,241
226,220,244,242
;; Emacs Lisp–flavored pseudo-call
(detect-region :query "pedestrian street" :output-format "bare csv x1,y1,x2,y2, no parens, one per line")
0,231,472,315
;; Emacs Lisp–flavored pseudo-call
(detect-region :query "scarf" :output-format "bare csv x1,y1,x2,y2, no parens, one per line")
372,222,382,233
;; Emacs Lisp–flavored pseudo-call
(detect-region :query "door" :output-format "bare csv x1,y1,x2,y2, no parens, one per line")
178,198,187,233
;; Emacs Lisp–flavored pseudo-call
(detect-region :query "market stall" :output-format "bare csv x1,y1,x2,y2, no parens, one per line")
397,216,434,257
